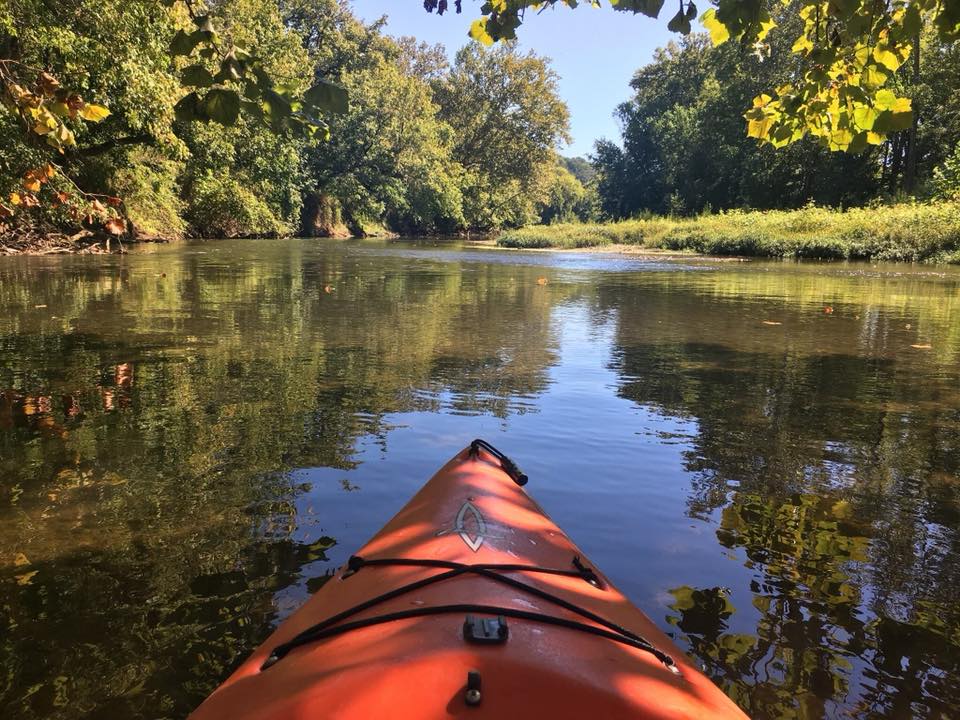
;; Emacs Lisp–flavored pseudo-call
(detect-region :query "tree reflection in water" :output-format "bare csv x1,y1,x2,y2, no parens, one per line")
603,270,960,719
0,242,560,718
1,243,959,719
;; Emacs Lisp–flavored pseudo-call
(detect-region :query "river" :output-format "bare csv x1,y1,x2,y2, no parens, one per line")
1,238,959,719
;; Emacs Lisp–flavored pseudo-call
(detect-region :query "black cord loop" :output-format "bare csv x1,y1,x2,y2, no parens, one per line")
470,438,528,486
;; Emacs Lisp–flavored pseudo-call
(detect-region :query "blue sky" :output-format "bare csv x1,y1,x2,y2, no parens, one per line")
350,1,676,157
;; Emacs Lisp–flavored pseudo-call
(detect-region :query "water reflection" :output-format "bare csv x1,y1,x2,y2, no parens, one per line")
0,241,563,718
602,268,960,719
1,242,959,719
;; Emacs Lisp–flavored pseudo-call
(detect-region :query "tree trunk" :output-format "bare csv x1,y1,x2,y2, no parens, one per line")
904,32,921,193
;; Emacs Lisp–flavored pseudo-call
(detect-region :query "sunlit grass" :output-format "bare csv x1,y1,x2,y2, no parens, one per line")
498,202,960,263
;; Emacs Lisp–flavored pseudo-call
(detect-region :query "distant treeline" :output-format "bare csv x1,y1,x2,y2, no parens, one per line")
588,9,960,220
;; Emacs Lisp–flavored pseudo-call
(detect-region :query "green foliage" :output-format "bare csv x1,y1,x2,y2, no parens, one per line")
561,156,596,185
536,159,596,225
593,31,885,218
185,171,287,237
0,0,346,240
106,151,186,239
293,4,466,235
591,18,960,218
930,143,960,201
436,0,960,152
498,202,960,263
433,43,571,229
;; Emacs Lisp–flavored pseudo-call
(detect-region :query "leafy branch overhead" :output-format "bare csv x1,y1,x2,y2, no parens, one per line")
166,6,347,139
431,0,960,152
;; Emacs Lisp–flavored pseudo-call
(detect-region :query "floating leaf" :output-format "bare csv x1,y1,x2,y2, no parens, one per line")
15,570,38,586
13,552,30,567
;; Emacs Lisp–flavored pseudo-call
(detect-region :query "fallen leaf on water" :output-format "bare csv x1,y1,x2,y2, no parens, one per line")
323,285,334,293
762,321,782,326
13,553,30,567
34,304,47,308
911,344,932,349
15,570,38,586
823,306,834,314
536,277,547,285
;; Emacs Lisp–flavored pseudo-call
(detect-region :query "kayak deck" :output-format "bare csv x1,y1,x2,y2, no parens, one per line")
190,440,747,719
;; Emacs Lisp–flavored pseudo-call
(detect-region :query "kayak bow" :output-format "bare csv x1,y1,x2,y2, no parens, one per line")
190,439,747,719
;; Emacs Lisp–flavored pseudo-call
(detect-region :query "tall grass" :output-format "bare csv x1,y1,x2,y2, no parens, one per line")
497,203,960,263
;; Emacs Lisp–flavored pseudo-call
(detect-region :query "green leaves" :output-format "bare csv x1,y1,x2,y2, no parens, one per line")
181,64,214,88
167,13,347,135
469,19,495,46
701,9,730,44
303,80,348,115
667,2,696,35
170,29,203,57
174,92,202,123
666,11,689,35
452,0,960,154
78,104,111,122
203,89,240,126
610,0,664,19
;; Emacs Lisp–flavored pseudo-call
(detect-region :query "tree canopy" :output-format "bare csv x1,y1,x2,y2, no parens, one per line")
1,0,581,240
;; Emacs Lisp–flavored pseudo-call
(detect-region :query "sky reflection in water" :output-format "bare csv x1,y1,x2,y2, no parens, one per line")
1,238,959,719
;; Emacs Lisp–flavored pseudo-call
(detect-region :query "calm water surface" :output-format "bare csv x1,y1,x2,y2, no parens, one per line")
1,239,959,719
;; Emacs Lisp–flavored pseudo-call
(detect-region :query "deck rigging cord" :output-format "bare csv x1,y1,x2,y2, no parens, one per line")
260,555,679,674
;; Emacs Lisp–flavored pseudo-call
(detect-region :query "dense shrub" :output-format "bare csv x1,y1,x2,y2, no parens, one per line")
185,173,288,238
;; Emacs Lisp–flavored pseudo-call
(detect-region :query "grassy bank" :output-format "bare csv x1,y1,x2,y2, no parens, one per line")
497,203,960,263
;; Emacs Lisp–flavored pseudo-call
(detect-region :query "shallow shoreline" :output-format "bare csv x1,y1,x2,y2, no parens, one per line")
467,238,748,262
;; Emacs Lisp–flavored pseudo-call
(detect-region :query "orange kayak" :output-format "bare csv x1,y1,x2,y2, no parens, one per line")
190,440,747,719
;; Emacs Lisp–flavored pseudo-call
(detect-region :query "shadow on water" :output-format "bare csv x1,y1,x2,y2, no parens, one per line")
0,240,959,719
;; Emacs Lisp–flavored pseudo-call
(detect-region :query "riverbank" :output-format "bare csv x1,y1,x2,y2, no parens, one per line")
0,227,135,256
497,203,960,263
